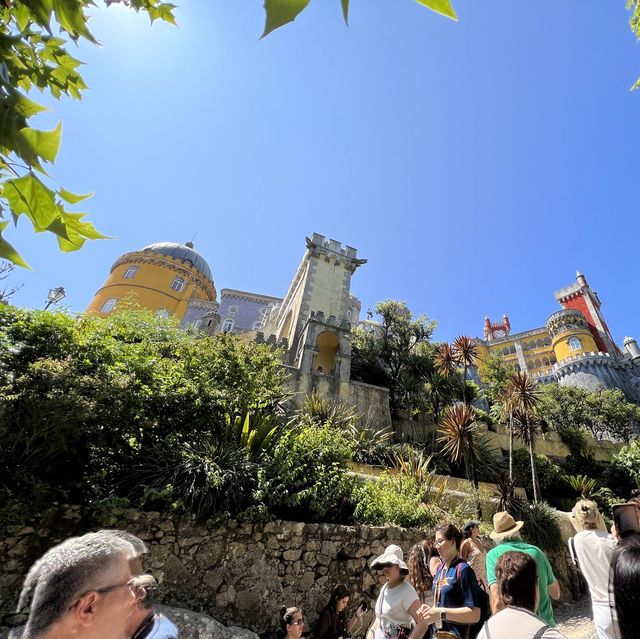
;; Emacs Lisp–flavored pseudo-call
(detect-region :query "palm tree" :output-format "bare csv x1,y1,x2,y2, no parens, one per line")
502,371,540,486
423,370,456,448
513,407,542,503
438,403,482,517
434,342,459,378
452,335,479,406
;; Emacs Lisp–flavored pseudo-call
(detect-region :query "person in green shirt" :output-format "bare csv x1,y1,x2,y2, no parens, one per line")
485,511,561,627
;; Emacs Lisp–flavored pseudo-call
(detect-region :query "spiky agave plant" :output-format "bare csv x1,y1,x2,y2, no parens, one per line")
438,404,482,517
564,474,601,500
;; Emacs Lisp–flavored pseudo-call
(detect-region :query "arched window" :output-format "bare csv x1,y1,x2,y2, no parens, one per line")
503,347,510,356
100,298,117,313
171,277,185,292
509,345,516,355
156,308,169,319
569,336,582,351
544,337,552,346
536,339,544,348
222,318,234,332
123,266,138,279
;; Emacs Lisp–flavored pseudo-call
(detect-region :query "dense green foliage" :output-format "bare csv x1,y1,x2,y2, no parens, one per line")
538,384,640,443
0,304,440,528
611,439,640,489
520,502,563,552
353,472,438,529
0,305,287,513
351,300,437,418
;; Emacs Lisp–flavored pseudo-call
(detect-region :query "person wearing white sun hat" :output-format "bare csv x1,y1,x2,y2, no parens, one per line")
367,545,428,639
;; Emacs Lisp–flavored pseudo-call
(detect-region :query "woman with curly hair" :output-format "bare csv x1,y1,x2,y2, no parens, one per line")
407,540,441,603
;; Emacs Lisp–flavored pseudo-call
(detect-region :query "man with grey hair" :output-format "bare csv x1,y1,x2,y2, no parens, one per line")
485,511,560,626
125,575,178,639
12,530,148,639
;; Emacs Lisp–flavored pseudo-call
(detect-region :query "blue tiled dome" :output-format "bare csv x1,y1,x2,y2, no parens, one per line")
141,242,213,282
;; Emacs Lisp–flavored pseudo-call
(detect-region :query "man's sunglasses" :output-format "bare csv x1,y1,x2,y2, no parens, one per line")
74,573,158,606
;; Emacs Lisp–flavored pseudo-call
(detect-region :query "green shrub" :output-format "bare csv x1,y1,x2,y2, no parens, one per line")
611,438,640,490
521,501,563,552
133,437,259,522
353,472,437,529
262,421,356,522
512,449,563,500
0,305,287,506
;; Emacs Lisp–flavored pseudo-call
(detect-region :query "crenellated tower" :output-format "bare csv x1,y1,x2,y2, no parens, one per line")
261,233,367,380
554,271,621,357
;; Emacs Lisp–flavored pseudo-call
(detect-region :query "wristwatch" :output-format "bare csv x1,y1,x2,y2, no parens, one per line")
439,610,447,623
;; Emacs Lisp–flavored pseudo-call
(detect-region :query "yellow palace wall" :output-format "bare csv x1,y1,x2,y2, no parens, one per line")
86,252,216,320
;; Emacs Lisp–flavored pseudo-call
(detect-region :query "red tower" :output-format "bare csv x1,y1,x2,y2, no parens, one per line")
483,314,511,341
554,271,621,356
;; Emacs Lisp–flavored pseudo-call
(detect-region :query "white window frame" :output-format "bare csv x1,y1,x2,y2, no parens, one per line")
222,318,234,332
100,298,117,313
171,277,185,292
123,266,138,279
156,308,170,319
568,336,582,351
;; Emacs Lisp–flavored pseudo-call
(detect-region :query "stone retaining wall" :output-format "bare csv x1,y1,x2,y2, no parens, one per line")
0,506,578,636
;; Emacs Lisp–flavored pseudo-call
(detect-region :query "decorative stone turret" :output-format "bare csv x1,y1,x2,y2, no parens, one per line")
623,336,640,361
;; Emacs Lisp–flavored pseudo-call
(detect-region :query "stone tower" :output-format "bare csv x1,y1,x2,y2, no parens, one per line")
263,233,366,380
554,271,620,356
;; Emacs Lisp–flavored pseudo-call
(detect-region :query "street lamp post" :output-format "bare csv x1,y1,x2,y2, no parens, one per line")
44,286,66,310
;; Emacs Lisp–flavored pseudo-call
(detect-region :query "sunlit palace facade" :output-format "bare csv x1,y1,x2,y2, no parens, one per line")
477,272,640,402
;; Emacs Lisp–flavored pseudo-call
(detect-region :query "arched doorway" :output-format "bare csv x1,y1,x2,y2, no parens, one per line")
314,331,340,373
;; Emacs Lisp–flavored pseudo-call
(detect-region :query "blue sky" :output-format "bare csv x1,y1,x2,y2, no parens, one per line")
6,1,640,344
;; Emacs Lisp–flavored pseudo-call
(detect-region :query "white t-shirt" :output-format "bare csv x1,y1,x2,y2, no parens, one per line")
374,580,419,639
571,530,615,606
476,607,567,639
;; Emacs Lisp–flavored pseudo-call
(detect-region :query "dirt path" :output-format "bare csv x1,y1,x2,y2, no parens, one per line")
554,595,597,639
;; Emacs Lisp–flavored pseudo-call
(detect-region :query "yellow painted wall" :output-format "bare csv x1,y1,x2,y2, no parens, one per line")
86,252,216,320
552,328,598,363
307,257,346,319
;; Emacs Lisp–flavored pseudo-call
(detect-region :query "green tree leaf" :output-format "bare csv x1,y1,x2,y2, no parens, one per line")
19,122,62,164
53,0,98,43
0,221,30,268
20,0,54,30
58,187,94,204
3,173,59,229
415,0,458,21
341,0,349,25
262,0,311,38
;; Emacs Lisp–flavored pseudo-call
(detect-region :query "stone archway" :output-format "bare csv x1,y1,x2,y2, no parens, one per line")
314,331,340,373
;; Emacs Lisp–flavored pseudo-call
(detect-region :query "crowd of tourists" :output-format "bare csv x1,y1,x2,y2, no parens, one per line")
5,499,639,639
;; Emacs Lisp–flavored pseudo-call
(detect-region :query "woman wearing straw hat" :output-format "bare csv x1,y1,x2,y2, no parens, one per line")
485,512,559,627
367,545,428,639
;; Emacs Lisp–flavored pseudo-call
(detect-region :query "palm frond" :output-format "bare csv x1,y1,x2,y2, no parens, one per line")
452,335,479,368
438,404,478,464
